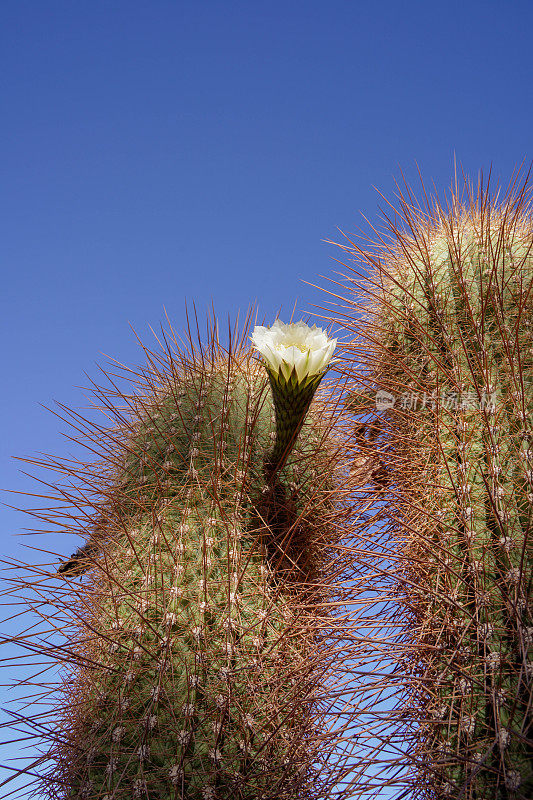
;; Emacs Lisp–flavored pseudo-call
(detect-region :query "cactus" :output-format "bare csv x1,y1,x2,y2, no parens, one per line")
335,173,533,798
3,315,361,800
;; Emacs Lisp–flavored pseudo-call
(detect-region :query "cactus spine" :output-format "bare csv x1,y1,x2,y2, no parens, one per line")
6,317,357,800
338,175,533,799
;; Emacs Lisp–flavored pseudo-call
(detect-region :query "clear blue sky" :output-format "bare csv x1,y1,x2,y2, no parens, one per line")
1,1,532,796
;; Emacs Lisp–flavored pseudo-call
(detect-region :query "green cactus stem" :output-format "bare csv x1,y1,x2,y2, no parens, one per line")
4,315,357,800
337,173,533,799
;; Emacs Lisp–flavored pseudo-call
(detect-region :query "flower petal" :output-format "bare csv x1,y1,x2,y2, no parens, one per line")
251,321,336,382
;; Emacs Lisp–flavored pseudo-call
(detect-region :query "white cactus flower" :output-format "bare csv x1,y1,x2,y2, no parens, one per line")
251,320,337,383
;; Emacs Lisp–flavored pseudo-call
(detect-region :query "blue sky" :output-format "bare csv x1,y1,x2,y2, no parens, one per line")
1,1,533,796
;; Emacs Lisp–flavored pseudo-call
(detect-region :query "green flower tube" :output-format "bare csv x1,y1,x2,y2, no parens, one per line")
251,321,337,478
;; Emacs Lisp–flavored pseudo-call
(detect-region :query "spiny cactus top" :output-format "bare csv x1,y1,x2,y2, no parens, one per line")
336,174,533,800
3,316,362,800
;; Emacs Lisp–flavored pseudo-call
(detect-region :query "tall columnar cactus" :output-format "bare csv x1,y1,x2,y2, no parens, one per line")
336,175,533,799
4,315,361,800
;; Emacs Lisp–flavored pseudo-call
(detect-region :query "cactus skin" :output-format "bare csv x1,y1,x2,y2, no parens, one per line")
338,176,533,799
13,321,348,800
